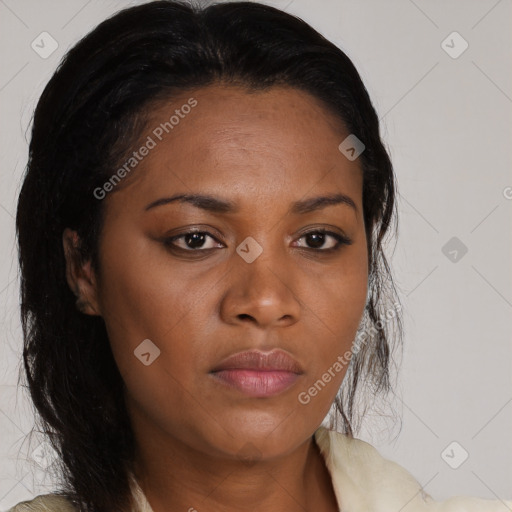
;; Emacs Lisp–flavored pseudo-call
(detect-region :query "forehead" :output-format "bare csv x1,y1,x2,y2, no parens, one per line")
145,83,350,158
107,84,363,213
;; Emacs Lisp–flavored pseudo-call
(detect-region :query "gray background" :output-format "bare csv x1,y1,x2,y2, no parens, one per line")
0,0,511,509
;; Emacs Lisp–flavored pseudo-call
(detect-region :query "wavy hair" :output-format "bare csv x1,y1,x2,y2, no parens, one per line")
15,1,403,510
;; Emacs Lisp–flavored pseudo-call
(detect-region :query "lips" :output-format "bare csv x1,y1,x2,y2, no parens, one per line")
210,349,304,398
211,349,303,373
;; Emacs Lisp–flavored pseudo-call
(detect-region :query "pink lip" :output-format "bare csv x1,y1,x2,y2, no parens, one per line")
211,369,300,397
210,349,303,397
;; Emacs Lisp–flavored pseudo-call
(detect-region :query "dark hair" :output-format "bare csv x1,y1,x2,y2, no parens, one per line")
16,1,403,510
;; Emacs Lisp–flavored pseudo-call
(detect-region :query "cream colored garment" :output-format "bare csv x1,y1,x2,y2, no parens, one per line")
314,427,512,512
7,426,512,511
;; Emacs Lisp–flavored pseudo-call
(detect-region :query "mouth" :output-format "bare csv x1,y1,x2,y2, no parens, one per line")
210,369,301,397
209,349,304,398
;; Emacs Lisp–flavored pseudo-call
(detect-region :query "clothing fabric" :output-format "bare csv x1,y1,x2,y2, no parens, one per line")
7,426,512,511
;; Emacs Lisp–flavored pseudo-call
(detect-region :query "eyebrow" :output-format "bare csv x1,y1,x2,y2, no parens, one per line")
144,192,358,215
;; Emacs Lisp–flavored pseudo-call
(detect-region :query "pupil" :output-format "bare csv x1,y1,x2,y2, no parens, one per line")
308,233,324,248
186,232,205,248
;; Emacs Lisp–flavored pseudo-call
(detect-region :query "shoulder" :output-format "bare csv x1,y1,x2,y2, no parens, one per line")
314,426,512,511
7,493,77,512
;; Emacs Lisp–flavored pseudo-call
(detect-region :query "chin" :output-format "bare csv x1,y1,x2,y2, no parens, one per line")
203,409,313,459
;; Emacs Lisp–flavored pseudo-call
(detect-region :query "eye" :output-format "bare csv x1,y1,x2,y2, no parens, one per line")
163,228,352,253
164,230,224,251
293,229,352,252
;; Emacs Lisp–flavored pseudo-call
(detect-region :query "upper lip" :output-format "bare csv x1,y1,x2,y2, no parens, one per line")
211,349,304,373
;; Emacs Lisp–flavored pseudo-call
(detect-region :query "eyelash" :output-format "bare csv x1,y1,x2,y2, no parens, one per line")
163,228,353,254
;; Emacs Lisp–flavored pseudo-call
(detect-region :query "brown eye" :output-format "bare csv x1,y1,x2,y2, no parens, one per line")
164,231,223,251
294,230,352,252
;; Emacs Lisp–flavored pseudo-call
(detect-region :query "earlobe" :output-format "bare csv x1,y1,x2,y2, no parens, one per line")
62,228,101,316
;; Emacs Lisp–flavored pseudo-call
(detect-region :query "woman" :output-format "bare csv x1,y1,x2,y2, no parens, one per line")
9,1,511,511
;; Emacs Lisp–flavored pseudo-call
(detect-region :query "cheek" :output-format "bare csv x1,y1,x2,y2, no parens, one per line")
308,243,368,333
95,231,208,386
98,225,194,327
99,263,207,438
299,245,368,396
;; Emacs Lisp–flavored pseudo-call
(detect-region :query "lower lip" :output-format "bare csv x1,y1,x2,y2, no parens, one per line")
210,369,300,397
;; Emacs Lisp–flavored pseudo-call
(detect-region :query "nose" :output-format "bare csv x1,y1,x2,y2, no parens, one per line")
219,245,301,329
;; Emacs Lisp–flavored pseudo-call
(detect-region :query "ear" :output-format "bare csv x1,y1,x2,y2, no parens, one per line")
62,228,102,316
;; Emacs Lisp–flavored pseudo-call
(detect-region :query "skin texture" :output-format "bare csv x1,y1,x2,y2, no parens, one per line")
63,84,368,512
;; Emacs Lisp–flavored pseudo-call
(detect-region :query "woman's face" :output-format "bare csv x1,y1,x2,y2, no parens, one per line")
76,84,368,461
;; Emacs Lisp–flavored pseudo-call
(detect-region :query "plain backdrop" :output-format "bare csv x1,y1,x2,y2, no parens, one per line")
0,0,511,509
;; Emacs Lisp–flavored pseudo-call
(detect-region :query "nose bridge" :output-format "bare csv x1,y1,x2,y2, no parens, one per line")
222,232,301,326
236,233,287,298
